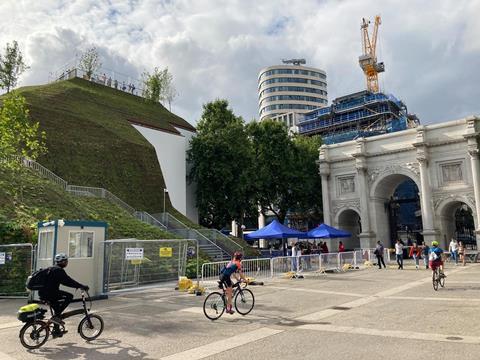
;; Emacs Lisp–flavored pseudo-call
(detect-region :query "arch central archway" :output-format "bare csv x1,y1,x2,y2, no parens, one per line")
371,173,421,247
336,209,361,250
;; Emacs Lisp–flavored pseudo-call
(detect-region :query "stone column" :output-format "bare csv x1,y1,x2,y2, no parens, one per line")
464,116,480,247
413,126,438,244
320,171,331,224
353,138,375,248
468,144,480,246
416,148,437,244
319,146,331,224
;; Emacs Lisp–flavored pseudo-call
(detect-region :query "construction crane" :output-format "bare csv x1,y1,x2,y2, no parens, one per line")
358,15,385,93
282,58,306,66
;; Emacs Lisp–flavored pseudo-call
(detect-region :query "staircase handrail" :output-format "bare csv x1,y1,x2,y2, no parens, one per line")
22,159,68,190
158,212,241,256
134,211,167,230
21,159,168,229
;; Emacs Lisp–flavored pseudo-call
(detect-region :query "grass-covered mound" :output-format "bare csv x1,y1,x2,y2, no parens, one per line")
14,77,195,214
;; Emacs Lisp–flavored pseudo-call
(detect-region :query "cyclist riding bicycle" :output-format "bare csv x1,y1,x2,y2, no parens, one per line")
38,253,89,337
219,251,246,315
428,241,446,278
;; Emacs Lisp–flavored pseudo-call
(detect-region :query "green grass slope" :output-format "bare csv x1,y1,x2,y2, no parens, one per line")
0,168,174,243
15,77,195,214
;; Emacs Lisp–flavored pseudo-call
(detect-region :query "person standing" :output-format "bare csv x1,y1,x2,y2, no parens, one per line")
409,242,422,270
375,241,386,269
321,242,329,254
338,241,345,253
291,242,299,272
395,239,404,269
422,242,430,269
449,238,459,266
458,241,466,266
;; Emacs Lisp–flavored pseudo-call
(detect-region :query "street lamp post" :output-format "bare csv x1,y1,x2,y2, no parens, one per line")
163,188,168,223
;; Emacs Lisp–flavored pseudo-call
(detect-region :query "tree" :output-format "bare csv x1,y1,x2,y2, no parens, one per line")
142,67,176,107
0,91,47,170
247,120,297,224
290,135,323,225
79,47,101,80
188,100,255,228
0,41,29,93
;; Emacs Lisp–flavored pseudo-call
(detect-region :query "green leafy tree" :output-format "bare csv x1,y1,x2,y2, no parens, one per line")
0,91,47,170
79,47,101,79
142,67,176,106
247,120,297,224
188,100,254,228
0,40,29,93
291,135,323,225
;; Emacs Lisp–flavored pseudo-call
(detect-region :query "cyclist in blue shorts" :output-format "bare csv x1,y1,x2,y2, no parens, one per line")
219,252,246,314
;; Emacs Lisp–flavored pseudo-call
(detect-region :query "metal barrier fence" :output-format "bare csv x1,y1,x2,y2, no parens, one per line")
102,239,192,293
201,258,272,287
202,250,374,288
0,244,35,298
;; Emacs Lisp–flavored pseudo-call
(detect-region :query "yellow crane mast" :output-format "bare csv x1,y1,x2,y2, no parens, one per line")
358,15,385,93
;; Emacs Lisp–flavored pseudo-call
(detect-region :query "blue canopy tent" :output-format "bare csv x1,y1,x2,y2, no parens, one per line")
307,223,351,238
245,220,306,255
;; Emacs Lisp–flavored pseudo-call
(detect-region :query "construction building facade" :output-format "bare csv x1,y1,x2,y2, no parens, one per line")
298,90,419,144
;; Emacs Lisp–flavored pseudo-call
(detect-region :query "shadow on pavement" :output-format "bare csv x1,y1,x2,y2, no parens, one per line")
27,338,154,360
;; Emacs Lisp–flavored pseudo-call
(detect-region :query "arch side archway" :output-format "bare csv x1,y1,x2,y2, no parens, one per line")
335,207,361,250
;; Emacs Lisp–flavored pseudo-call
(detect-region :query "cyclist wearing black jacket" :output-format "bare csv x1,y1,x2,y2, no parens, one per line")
38,253,89,337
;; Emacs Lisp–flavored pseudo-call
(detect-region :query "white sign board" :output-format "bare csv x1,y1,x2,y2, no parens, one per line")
125,248,144,260
0,252,5,265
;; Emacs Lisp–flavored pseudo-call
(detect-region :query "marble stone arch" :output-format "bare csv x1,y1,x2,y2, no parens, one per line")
318,116,480,250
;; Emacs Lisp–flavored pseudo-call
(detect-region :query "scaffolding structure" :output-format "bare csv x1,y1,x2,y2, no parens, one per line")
298,90,419,144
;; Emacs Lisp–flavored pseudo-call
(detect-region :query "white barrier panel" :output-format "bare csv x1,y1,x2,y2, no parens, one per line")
271,256,294,277
320,253,340,271
201,258,271,288
297,254,321,274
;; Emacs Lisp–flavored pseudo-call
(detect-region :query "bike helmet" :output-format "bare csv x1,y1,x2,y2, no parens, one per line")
233,251,243,260
54,253,68,263
431,241,439,247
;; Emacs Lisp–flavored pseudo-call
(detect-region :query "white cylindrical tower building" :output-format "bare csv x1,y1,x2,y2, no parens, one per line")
258,62,328,122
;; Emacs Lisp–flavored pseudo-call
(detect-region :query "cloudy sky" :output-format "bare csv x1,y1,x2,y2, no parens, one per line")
1,0,479,125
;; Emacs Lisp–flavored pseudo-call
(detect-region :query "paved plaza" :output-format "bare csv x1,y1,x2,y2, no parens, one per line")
1,263,480,359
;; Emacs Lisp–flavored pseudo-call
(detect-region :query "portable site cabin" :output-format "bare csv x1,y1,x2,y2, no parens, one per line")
36,220,107,297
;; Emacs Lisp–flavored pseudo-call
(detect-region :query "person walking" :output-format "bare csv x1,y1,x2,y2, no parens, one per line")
409,242,422,269
395,239,404,269
422,242,430,269
338,241,345,253
458,241,466,266
375,241,386,269
449,238,459,266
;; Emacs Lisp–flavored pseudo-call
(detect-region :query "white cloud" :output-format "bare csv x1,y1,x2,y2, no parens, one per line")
0,0,478,124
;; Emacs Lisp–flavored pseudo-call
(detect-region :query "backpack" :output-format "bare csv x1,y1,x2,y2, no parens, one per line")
26,267,52,291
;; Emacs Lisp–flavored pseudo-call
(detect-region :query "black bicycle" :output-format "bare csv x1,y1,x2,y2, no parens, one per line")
19,290,104,349
203,280,255,320
432,267,445,291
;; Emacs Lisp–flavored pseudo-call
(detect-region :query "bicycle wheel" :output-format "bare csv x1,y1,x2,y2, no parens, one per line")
19,320,49,349
432,270,439,291
234,288,255,315
439,273,445,288
203,292,225,320
78,314,104,341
